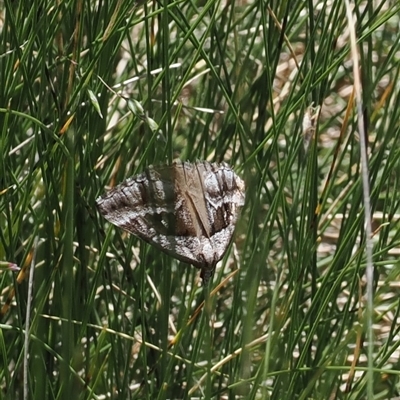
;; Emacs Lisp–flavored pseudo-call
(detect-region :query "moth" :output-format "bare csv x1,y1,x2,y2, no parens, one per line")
96,161,245,283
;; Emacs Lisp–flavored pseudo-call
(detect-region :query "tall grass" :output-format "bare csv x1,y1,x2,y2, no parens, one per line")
1,1,400,399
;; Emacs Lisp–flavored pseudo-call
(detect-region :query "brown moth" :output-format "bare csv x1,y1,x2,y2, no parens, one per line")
96,161,245,283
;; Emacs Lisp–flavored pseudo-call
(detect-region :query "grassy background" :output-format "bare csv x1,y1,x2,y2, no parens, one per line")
1,0,400,399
